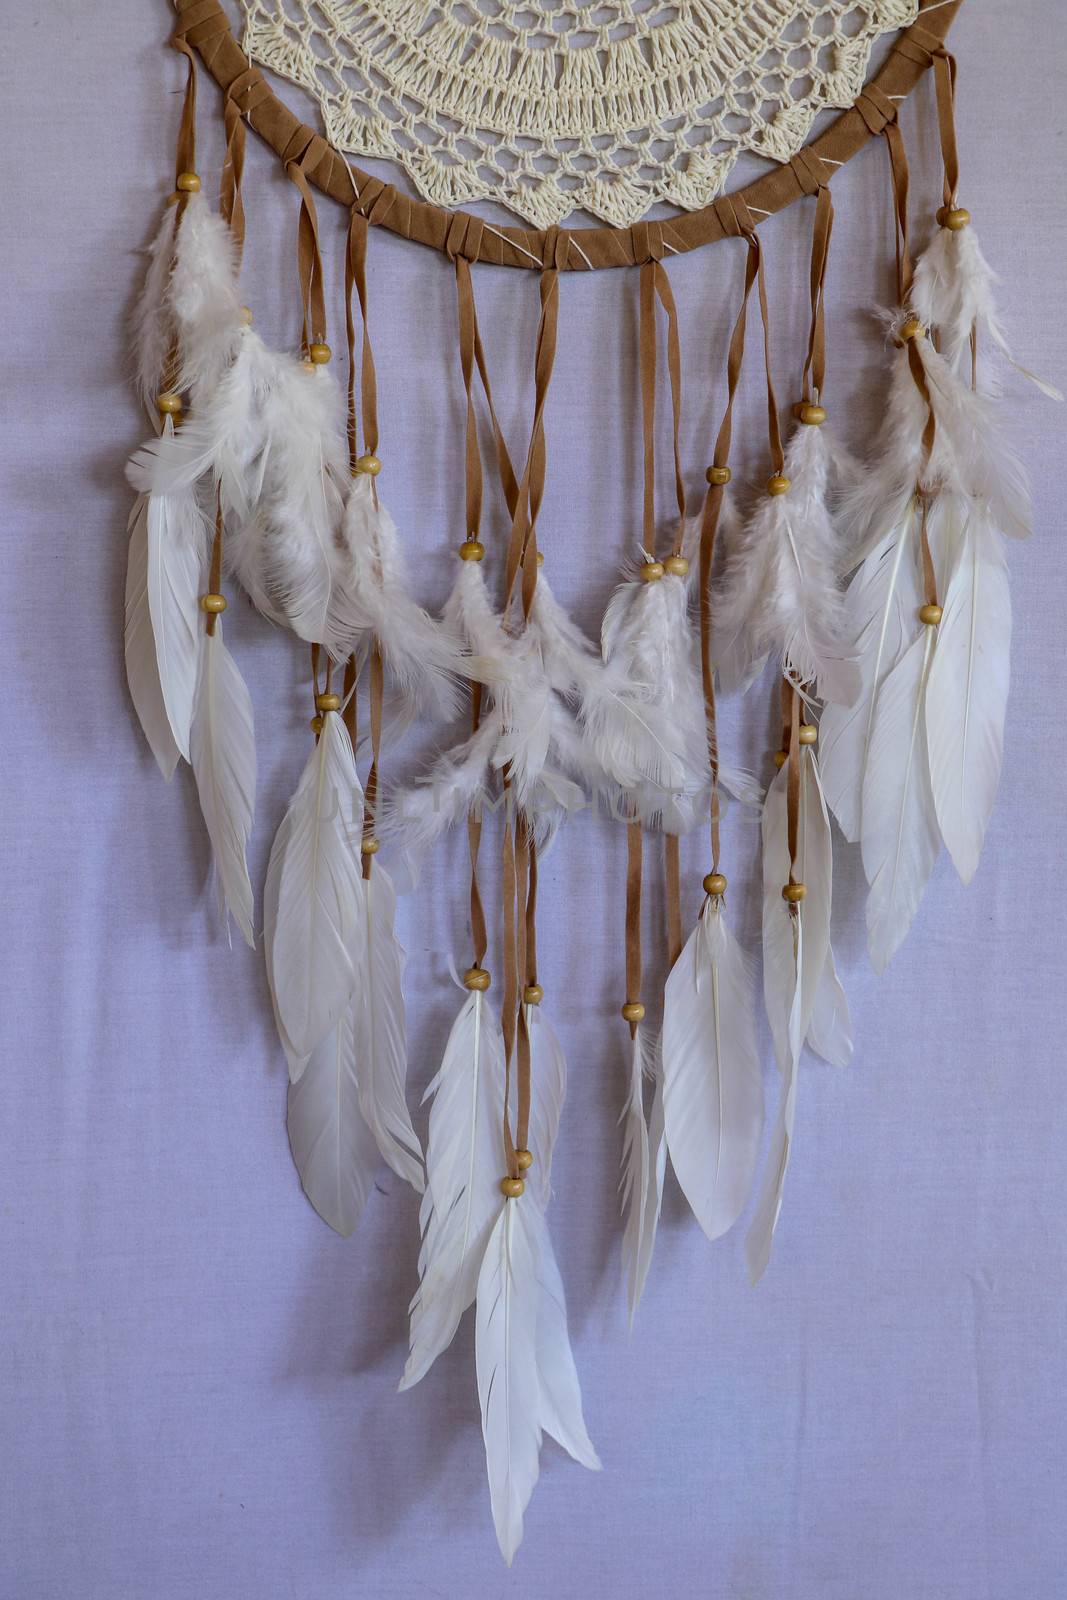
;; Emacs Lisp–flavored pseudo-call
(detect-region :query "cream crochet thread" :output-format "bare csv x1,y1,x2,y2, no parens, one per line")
240,0,917,229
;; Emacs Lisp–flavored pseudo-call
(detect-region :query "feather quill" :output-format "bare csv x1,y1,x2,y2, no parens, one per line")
189,622,256,947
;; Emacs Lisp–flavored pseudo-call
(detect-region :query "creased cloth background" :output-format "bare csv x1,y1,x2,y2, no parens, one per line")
1,4,1065,1597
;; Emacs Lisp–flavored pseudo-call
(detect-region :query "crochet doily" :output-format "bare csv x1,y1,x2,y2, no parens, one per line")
240,0,918,229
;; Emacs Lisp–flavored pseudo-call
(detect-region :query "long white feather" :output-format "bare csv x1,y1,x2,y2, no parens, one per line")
401,987,505,1390
189,623,256,947
861,630,941,973
287,999,381,1236
807,945,853,1069
264,711,364,1059
143,416,210,760
528,1206,601,1473
353,864,424,1191
475,1199,542,1566
124,493,181,779
661,898,763,1240
761,757,831,1070
745,909,803,1284
619,1025,662,1323
523,1004,566,1212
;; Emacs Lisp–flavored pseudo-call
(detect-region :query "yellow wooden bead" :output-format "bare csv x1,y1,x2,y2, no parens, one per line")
240,305,253,325
919,603,943,626
463,966,491,992
500,1176,525,1198
703,872,728,897
354,453,382,476
156,391,182,415
767,474,791,497
640,561,664,583
782,882,807,903
773,750,788,769
199,593,227,614
899,316,925,343
315,691,341,712
621,1001,645,1023
361,837,380,856
459,539,485,562
308,342,331,365
795,402,827,426
798,723,818,745
175,171,201,193
938,206,971,231
664,555,689,577
706,465,731,486
536,551,545,568
523,983,544,1006
310,714,324,734
515,1149,534,1172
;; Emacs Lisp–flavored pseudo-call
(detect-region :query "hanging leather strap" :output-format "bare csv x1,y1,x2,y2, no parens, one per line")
345,207,380,469
504,253,562,619
637,258,686,558
624,821,644,1039
285,142,329,353
801,184,834,405
884,119,913,305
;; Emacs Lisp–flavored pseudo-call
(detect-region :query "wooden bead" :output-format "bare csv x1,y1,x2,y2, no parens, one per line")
463,966,491,992
937,205,971,231
308,342,331,365
640,561,664,583
354,453,382,476
664,555,689,577
199,593,227,614
782,882,807,903
310,714,324,734
536,551,545,568
240,305,253,325
919,603,943,626
315,691,341,712
361,837,380,856
156,391,182,415
899,316,925,342
798,723,818,745
767,474,791,497
523,983,544,1006
621,1001,645,1023
703,872,727,897
773,750,788,769
175,171,201,193
500,1176,525,1198
795,402,827,426
459,538,485,562
515,1149,534,1172
706,465,731,486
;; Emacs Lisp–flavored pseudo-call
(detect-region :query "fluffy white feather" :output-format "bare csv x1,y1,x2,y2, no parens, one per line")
745,908,803,1285
131,205,179,416
189,623,256,947
661,898,763,1240
353,864,424,1191
167,190,244,408
142,417,210,761
401,986,505,1391
124,493,181,779
287,999,381,1236
264,711,365,1059
476,1199,543,1565
528,1205,601,1472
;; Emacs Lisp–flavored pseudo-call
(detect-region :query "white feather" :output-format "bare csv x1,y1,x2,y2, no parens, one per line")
264,711,364,1059
619,1026,663,1323
189,623,256,947
287,1000,381,1236
745,909,804,1284
167,190,244,408
475,1199,543,1566
401,987,505,1390
124,493,181,779
142,416,210,760
379,714,500,861
528,1205,601,1472
860,630,941,973
661,899,763,1240
761,756,832,1071
925,508,1011,884
806,945,853,1069
131,205,179,416
353,865,424,1191
523,1004,566,1212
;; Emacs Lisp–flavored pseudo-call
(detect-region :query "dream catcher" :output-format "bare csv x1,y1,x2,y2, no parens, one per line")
125,0,1056,1561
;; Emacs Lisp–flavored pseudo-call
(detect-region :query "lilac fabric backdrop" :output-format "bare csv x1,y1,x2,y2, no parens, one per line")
2,4,1066,1596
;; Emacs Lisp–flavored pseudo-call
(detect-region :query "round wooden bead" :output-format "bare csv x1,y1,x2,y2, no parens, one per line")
175,172,201,193
310,714,324,734
703,872,728,897
515,1149,534,1172
315,692,341,713
156,391,182,415
767,474,791,497
500,1176,525,1198
664,555,689,577
361,837,380,856
795,402,827,426
899,316,925,342
640,561,664,583
523,983,544,1006
240,305,253,325
199,593,227,614
463,966,491,992
773,750,788,769
798,723,818,745
937,206,971,231
308,342,331,365
621,1001,645,1023
354,453,382,476
536,551,545,568
459,539,485,562
919,603,944,626
706,465,731,486
782,882,807,903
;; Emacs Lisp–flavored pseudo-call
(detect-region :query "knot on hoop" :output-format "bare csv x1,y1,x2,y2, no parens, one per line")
855,85,897,135
631,221,666,264
225,65,270,118
444,213,486,263
540,226,568,271
789,147,831,197
713,194,758,239
171,0,231,47
893,21,950,69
